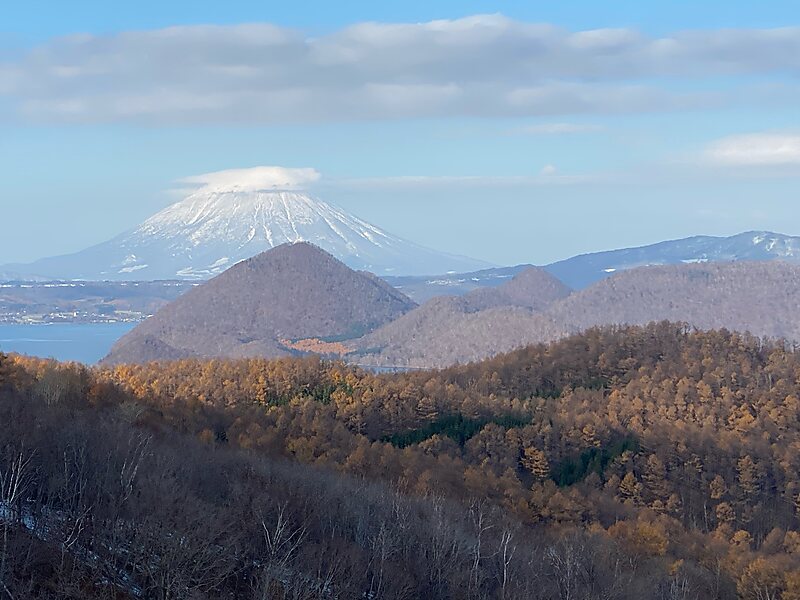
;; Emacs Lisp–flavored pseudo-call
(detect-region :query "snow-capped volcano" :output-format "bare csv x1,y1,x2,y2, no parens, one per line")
3,167,491,281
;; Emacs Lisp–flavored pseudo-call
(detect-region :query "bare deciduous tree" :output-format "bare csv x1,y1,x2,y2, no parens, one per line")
0,446,36,596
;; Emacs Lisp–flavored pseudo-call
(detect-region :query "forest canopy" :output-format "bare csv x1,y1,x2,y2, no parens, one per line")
2,322,800,599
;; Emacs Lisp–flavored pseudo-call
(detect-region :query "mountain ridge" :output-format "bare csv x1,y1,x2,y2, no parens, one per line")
544,230,800,289
351,260,800,368
382,230,800,302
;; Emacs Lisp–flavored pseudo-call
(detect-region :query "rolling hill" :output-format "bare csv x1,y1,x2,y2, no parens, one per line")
351,261,800,368
103,242,416,364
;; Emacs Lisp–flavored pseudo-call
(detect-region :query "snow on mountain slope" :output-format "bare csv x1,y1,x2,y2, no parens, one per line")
545,231,800,289
2,167,491,281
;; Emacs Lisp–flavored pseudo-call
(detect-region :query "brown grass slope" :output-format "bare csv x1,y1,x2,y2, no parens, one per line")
351,261,800,368
103,242,416,364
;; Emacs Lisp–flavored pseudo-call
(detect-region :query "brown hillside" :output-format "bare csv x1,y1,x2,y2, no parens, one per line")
103,242,416,364
349,266,572,367
352,261,800,368
461,265,572,311
543,260,800,338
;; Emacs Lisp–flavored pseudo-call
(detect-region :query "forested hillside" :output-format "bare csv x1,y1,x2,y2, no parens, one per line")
103,242,416,365
2,323,800,598
354,261,800,368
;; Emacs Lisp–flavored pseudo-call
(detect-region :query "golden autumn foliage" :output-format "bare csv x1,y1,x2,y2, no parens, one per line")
4,322,800,598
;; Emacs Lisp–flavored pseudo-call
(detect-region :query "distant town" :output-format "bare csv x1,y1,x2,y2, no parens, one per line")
0,280,195,324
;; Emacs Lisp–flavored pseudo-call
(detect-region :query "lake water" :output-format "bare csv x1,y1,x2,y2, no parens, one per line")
0,323,137,364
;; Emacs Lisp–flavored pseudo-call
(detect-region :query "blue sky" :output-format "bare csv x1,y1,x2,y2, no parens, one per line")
4,1,797,39
1,0,799,266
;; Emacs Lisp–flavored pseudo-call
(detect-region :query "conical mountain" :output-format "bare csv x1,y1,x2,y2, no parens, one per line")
3,167,490,280
102,242,416,364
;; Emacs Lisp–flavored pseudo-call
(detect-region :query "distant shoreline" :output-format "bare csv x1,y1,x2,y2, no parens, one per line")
0,316,148,326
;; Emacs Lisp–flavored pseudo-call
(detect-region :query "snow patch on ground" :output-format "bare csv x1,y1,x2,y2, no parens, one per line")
118,264,149,274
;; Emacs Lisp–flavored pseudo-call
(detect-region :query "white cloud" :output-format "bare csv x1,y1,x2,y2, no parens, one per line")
0,16,798,124
540,165,558,176
705,133,800,166
179,166,321,192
